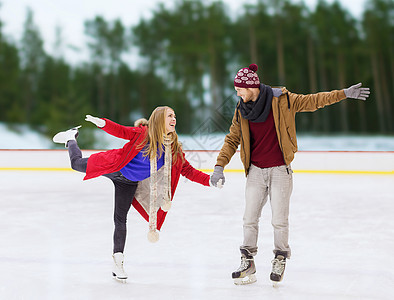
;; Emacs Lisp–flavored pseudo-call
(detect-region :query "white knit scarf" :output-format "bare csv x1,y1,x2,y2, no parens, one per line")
147,135,173,243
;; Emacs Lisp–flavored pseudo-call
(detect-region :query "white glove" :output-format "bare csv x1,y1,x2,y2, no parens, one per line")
344,83,370,101
85,114,106,128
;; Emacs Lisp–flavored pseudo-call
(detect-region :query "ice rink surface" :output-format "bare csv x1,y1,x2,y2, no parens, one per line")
0,160,393,299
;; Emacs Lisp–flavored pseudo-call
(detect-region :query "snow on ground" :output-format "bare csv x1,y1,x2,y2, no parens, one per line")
0,123,52,149
0,168,393,300
1,122,394,151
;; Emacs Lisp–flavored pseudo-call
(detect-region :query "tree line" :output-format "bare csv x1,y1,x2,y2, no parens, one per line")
0,0,392,148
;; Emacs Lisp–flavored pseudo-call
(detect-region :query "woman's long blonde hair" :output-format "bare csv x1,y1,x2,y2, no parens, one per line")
138,106,183,164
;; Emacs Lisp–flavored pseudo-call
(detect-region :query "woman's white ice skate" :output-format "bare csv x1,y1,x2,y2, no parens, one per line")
112,252,128,283
52,126,81,147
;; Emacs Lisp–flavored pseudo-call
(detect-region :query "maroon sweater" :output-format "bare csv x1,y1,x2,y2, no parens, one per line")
249,110,285,168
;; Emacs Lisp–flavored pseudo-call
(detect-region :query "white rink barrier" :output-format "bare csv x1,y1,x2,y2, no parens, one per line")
183,150,394,175
0,150,393,175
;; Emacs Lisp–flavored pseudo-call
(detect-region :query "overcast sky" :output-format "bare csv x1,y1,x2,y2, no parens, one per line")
0,0,368,65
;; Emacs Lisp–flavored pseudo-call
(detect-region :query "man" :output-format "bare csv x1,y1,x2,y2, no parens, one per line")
210,63,370,285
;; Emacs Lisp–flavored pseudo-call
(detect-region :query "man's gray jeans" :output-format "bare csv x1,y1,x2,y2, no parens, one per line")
241,164,293,258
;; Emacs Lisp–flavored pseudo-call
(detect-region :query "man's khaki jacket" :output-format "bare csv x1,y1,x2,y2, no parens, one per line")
216,87,347,176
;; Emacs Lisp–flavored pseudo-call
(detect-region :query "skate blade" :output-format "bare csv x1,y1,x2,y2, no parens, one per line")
234,274,257,285
270,274,283,287
112,273,127,283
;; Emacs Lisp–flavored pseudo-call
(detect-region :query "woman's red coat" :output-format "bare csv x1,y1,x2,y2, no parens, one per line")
84,118,210,230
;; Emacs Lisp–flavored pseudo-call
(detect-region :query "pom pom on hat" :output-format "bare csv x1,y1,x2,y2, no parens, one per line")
249,63,258,72
234,63,260,88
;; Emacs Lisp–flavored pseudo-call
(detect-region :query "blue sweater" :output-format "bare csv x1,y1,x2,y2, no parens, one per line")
120,148,164,182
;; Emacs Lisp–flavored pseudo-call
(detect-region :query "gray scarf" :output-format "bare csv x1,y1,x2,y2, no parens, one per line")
238,83,273,122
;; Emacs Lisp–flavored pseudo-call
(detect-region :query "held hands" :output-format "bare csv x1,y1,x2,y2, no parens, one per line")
210,166,225,189
344,83,370,100
210,178,223,188
85,114,106,128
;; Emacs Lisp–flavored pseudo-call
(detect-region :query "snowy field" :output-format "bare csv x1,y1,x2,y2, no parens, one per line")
0,150,393,300
1,122,394,151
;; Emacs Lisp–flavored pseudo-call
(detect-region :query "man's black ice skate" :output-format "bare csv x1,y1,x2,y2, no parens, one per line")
270,251,287,285
232,248,256,285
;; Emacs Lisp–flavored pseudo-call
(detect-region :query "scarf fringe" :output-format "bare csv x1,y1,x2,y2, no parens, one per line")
148,136,172,243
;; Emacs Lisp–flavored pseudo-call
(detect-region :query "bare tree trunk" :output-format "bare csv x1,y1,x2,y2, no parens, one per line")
315,46,330,132
390,44,394,131
307,35,317,93
390,43,394,104
209,33,221,112
370,51,386,132
337,50,348,132
379,56,392,131
249,19,258,65
118,73,126,124
351,54,367,132
140,79,147,118
109,72,117,121
276,21,285,85
23,75,34,122
97,71,105,116
305,35,318,132
358,103,367,133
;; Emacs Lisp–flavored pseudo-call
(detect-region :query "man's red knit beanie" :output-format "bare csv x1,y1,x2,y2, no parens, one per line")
234,63,260,88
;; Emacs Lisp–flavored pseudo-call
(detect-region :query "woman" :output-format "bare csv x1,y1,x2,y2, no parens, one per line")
53,106,220,282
